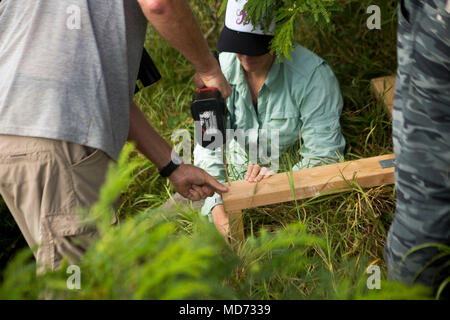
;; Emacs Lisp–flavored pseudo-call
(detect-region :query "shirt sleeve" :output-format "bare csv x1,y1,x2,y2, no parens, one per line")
292,62,346,170
193,144,226,218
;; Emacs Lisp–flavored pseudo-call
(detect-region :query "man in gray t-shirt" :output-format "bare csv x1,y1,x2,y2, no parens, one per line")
0,0,231,271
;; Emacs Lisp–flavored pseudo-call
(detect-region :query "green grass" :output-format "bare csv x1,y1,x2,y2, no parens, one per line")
124,0,398,268
0,143,431,300
1,0,437,299
120,0,401,297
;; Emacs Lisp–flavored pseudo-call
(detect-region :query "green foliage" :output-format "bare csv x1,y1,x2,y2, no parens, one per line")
88,143,145,231
0,0,442,301
0,249,38,299
0,145,235,300
239,0,342,59
0,146,432,300
402,243,450,300
234,223,325,299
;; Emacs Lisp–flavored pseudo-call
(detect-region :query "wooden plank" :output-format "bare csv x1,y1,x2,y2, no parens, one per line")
222,154,395,212
371,75,396,118
227,210,244,245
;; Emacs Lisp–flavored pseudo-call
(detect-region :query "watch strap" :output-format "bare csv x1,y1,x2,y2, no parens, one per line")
159,160,180,178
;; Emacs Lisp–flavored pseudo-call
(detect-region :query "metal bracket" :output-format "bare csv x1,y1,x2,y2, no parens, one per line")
379,158,396,169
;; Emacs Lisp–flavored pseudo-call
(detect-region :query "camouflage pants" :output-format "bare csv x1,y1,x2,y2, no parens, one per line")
384,0,450,296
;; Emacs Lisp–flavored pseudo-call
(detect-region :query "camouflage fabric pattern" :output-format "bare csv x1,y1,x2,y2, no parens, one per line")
384,0,450,295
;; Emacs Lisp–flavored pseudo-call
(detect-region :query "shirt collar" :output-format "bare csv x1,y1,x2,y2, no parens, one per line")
264,58,282,88
224,56,247,86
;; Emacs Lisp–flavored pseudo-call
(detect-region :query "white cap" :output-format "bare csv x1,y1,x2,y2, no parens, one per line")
224,0,275,35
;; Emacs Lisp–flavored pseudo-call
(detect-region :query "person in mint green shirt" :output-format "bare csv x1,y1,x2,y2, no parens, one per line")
193,0,346,237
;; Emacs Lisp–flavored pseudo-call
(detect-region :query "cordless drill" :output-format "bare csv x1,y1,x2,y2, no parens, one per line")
191,87,227,149
190,50,227,149
190,64,231,185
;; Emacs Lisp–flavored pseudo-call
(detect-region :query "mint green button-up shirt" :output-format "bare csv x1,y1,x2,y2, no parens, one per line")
194,44,346,218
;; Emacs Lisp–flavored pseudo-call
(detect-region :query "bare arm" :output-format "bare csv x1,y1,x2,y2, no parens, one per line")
137,0,231,98
128,102,228,200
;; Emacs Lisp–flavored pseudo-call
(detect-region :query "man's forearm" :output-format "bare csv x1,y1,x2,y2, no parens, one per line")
127,102,172,170
127,102,228,201
137,0,217,75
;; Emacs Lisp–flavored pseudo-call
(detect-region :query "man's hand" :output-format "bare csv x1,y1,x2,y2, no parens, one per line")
168,163,228,201
193,58,232,99
245,164,276,183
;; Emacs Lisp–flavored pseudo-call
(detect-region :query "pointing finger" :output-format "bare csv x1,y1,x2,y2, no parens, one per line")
205,172,228,194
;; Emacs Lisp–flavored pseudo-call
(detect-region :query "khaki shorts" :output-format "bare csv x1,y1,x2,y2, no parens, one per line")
0,135,113,272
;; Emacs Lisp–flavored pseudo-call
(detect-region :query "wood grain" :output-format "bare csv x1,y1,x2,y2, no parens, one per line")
222,154,395,212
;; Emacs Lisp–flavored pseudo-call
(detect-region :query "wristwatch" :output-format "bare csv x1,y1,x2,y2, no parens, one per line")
159,154,183,178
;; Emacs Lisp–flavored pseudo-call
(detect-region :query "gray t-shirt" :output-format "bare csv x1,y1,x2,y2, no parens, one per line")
0,0,148,160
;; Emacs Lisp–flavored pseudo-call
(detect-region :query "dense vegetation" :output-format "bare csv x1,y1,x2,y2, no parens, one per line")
0,0,443,299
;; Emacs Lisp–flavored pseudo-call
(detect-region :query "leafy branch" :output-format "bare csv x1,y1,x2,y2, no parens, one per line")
221,0,341,59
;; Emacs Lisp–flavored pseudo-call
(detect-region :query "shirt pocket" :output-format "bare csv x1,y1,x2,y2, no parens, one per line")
267,110,300,146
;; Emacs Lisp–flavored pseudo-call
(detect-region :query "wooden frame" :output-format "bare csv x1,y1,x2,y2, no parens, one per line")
371,75,396,118
223,154,396,242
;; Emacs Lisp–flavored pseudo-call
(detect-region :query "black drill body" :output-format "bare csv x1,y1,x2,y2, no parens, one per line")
191,88,228,150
